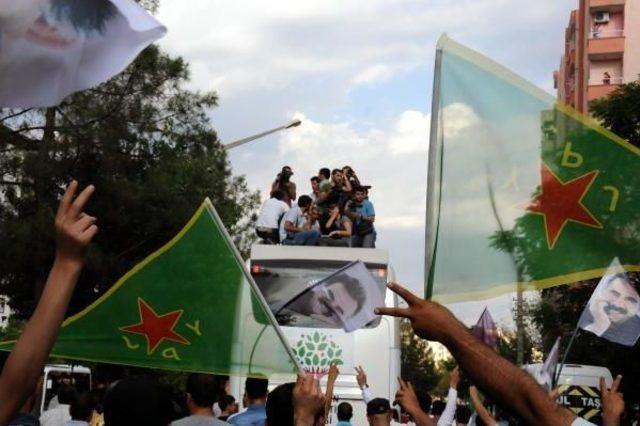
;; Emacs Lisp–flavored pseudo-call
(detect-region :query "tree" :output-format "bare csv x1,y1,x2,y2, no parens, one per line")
590,81,640,148
400,320,440,394
0,43,259,318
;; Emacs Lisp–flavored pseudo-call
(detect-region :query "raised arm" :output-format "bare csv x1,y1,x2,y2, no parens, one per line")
437,367,459,426
0,181,98,424
470,385,497,426
323,363,339,420
395,378,434,426
376,283,576,426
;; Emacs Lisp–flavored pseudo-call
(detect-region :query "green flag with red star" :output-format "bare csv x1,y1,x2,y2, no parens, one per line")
0,199,299,376
425,35,640,303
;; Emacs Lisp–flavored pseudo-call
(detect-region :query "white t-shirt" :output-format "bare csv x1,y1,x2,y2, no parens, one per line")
256,198,289,229
279,206,305,242
40,405,71,426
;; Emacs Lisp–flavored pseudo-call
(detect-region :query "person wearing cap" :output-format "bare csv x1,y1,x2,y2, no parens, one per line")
367,398,392,426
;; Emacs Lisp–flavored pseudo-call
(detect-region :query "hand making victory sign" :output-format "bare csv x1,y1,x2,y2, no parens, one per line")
0,181,98,424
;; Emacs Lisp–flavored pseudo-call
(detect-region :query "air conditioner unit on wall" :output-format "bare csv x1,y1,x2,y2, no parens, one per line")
594,11,610,23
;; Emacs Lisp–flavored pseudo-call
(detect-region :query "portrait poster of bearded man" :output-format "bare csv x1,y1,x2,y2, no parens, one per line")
578,258,640,346
0,0,166,108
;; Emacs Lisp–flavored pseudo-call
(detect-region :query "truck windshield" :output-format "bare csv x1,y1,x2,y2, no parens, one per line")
251,259,387,329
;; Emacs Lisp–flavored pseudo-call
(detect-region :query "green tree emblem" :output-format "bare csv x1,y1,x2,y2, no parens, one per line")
292,331,344,377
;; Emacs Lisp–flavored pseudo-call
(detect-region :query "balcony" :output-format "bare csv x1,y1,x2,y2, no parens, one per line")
588,83,621,101
588,34,624,59
590,0,625,12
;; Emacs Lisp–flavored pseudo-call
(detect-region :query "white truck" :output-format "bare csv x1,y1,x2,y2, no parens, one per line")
231,244,401,425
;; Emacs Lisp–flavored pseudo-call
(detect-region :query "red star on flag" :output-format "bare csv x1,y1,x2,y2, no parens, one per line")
120,298,189,354
526,163,602,249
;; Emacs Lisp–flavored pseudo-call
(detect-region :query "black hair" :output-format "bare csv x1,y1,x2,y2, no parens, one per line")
270,189,285,201
58,384,78,405
266,382,294,426
219,394,236,412
328,273,366,316
331,168,342,176
431,400,446,416
337,402,353,421
297,195,313,208
70,392,95,421
51,0,117,34
104,377,174,426
310,176,319,183
186,374,217,407
319,168,331,179
455,405,472,423
245,377,268,400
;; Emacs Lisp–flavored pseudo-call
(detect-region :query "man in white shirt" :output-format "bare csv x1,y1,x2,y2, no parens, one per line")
255,190,289,244
40,385,76,426
279,195,319,246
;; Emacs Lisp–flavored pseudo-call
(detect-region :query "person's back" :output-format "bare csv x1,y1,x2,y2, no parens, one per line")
171,374,228,426
40,385,76,426
103,376,176,426
65,392,95,426
255,190,289,243
228,378,268,426
336,402,353,426
366,398,391,426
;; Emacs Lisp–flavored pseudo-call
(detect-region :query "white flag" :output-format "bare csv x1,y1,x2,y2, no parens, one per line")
539,337,560,389
0,0,166,108
282,260,385,333
578,258,640,347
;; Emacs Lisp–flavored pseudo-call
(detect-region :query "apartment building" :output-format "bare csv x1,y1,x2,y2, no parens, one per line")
554,0,640,113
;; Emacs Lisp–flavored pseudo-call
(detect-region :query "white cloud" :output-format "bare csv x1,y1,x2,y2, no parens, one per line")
388,110,430,155
352,64,394,86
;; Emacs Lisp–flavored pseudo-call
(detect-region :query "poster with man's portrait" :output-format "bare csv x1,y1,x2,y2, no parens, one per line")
0,0,166,107
279,260,385,332
578,258,640,347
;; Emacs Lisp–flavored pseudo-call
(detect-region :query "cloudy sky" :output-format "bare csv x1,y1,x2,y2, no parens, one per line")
157,0,576,327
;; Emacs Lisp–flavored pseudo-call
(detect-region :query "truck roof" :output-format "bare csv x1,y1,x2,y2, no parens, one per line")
250,244,389,265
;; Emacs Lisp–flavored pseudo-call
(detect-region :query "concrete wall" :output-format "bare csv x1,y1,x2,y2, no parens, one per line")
623,0,640,82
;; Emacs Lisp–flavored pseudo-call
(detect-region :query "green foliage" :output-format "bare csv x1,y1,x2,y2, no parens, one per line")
400,320,440,394
292,332,344,368
590,81,640,148
0,45,259,318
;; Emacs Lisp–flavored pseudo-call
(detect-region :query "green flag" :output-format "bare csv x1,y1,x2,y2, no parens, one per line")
426,35,640,303
1,199,299,376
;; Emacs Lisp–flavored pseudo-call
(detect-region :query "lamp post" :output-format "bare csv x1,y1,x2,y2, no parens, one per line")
223,119,302,151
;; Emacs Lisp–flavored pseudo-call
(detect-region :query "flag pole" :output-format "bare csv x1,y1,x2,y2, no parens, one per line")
554,326,580,387
424,37,445,300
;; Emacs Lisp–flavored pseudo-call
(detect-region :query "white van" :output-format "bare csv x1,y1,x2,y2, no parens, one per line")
524,363,613,424
38,364,92,415
231,244,401,425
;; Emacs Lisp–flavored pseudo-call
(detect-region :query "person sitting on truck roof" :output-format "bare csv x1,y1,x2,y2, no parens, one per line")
271,166,296,207
336,402,353,426
308,177,320,203
319,204,352,247
346,187,376,248
228,377,268,426
256,190,289,244
170,373,228,426
279,195,320,246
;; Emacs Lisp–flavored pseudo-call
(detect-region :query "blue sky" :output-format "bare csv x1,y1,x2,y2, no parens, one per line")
157,0,577,326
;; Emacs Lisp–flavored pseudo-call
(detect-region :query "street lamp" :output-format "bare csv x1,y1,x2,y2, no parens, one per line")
223,119,302,151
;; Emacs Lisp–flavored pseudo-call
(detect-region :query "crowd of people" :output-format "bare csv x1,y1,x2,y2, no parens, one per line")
0,182,631,426
255,166,377,248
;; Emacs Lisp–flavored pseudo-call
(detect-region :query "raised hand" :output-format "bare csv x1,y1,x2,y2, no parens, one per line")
355,365,368,388
54,180,98,265
375,282,460,342
327,363,339,384
293,374,325,426
601,375,624,426
449,366,460,389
